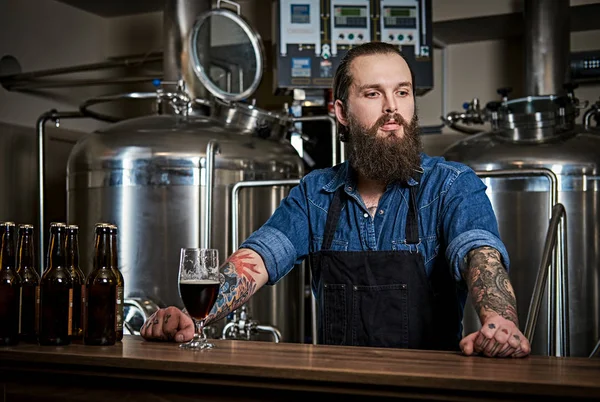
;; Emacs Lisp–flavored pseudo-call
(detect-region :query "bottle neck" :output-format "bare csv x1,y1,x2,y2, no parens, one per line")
66,234,79,269
47,229,65,270
18,233,35,272
0,227,16,270
94,230,111,270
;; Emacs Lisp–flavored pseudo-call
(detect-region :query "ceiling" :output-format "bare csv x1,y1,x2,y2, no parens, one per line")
53,0,165,17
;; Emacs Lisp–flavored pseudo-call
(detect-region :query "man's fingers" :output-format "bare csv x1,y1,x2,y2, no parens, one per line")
161,306,184,340
460,332,479,356
511,333,531,358
483,326,512,357
174,316,196,343
151,309,166,340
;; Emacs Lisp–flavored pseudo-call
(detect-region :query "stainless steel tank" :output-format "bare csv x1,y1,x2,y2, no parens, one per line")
67,3,307,343
443,94,600,358
67,113,305,341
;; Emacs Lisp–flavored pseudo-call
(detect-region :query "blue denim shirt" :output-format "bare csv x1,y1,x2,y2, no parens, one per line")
241,154,510,288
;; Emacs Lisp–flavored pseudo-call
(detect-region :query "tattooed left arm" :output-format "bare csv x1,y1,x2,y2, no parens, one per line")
459,246,531,357
463,246,518,325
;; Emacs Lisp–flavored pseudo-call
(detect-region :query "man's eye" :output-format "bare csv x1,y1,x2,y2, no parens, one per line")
397,90,409,96
366,92,378,97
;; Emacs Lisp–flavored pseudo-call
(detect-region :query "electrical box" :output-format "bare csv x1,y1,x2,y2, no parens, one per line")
274,0,433,96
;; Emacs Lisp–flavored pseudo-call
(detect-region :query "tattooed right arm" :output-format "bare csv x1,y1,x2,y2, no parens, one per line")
204,248,269,325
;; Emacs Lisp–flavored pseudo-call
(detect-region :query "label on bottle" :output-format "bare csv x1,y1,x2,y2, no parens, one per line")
35,285,40,333
116,286,124,332
68,288,73,336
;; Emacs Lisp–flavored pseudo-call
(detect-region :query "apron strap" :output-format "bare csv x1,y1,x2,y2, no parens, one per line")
322,186,345,250
405,173,422,245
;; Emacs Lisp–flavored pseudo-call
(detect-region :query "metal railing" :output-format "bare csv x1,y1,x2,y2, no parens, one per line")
476,168,569,357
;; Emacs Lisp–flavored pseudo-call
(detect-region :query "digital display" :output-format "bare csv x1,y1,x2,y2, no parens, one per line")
340,7,361,16
291,4,310,24
391,8,411,17
383,7,417,29
334,6,368,28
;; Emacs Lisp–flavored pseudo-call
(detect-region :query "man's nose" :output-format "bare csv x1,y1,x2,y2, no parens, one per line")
383,95,398,114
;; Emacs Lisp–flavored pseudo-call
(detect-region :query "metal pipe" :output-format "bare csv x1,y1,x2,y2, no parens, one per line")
5,76,158,91
163,0,211,102
291,115,338,166
524,0,570,96
230,179,301,251
36,110,85,275
203,140,220,250
475,168,569,357
583,106,599,130
256,325,282,343
0,55,162,85
523,203,568,356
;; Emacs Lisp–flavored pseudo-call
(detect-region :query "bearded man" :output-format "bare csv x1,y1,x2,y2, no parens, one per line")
141,42,531,358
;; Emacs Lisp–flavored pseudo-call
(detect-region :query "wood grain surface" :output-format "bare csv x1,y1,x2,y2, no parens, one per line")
1,336,599,401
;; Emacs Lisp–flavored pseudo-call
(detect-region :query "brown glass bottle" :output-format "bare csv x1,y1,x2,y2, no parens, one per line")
16,224,40,343
65,225,84,340
39,223,73,346
108,224,124,341
84,224,117,346
0,222,22,346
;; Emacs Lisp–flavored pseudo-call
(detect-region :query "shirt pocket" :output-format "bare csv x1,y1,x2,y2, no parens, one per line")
312,236,349,252
391,235,439,264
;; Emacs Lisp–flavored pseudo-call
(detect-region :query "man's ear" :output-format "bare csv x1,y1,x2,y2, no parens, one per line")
334,99,348,127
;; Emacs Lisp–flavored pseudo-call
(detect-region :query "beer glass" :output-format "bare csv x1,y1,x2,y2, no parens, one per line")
178,248,220,350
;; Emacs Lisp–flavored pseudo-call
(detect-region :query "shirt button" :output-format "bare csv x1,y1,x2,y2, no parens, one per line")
379,209,385,215
363,213,368,218
347,186,352,191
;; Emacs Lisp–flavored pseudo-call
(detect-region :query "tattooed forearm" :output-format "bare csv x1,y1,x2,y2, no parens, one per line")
204,250,263,325
465,246,519,326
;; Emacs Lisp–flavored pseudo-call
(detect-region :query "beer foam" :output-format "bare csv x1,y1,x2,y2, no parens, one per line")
180,279,220,285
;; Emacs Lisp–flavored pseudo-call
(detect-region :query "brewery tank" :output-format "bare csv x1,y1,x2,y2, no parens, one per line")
441,0,600,358
66,2,307,342
443,93,600,358
67,112,305,341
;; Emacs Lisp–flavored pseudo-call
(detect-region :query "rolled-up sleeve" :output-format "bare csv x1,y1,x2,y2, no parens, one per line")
442,168,510,281
240,179,310,285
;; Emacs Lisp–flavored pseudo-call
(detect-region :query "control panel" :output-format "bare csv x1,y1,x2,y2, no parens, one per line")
274,0,433,95
279,0,322,57
380,0,428,58
330,0,371,57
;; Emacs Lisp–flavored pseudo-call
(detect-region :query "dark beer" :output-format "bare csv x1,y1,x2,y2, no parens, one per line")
65,225,84,340
39,223,73,346
0,222,21,346
84,224,117,346
17,224,40,342
108,225,124,341
179,280,220,320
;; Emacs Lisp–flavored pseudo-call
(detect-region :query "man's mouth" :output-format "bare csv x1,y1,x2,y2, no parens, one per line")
380,121,401,131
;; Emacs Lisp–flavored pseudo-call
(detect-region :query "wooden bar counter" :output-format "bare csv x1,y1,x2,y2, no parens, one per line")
1,336,599,401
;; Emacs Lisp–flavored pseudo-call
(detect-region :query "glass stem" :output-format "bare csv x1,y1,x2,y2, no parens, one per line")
196,319,207,343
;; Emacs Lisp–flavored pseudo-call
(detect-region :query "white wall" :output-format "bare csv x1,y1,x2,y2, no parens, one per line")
0,0,109,132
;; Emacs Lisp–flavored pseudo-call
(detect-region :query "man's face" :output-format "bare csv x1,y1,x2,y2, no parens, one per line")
336,53,415,139
334,53,422,184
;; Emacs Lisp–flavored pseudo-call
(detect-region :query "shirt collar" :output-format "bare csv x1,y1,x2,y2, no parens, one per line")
322,161,422,194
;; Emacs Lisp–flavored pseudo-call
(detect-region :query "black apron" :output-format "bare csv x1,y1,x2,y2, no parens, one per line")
309,180,461,350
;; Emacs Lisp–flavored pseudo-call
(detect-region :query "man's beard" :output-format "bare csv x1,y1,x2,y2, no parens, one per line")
346,112,423,185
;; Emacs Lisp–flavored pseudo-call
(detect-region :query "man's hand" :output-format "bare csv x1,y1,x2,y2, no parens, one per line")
140,306,195,342
460,314,531,358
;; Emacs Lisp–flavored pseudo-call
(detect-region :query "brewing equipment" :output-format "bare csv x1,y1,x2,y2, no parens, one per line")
442,0,600,357
67,1,307,342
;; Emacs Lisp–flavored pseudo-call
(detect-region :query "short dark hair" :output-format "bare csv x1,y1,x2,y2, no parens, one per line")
333,42,415,141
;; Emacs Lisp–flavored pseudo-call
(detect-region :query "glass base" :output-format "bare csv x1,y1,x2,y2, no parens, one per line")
179,339,215,350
